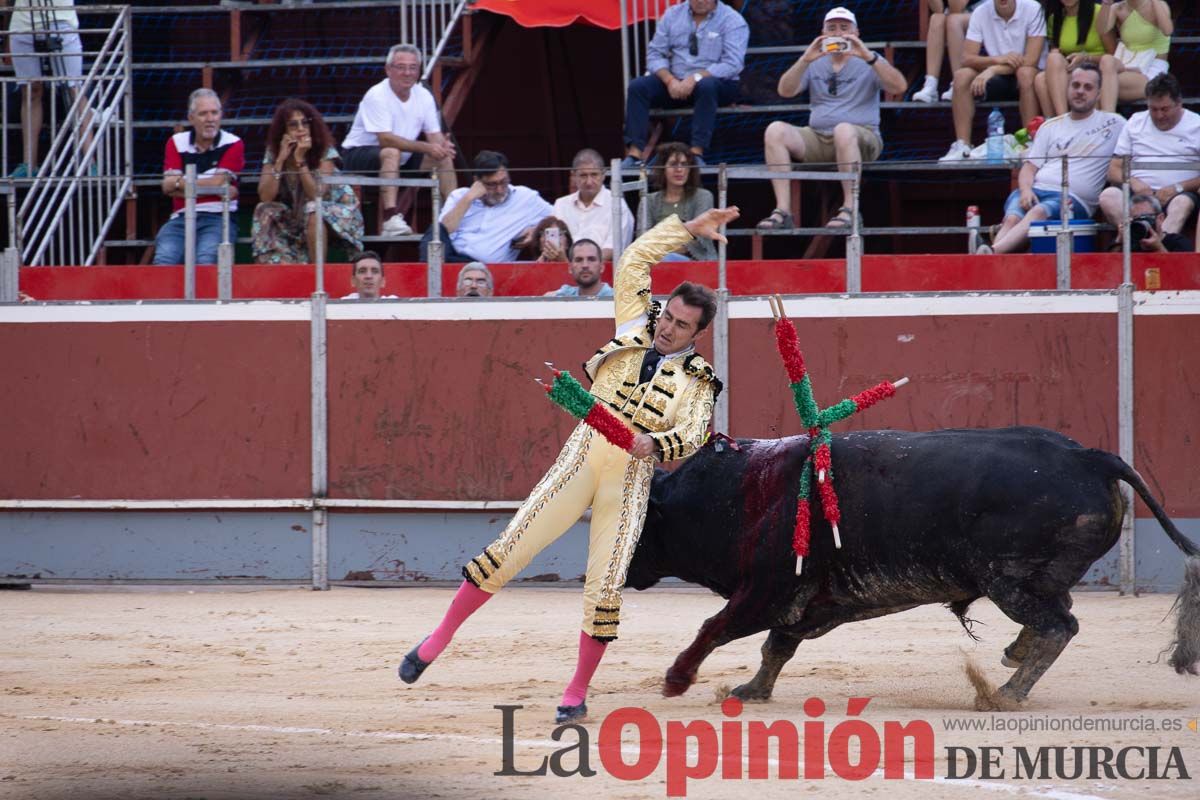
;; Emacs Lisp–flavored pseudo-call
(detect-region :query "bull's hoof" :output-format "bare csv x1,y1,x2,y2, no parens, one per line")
974,685,1024,712
730,683,772,702
662,670,694,697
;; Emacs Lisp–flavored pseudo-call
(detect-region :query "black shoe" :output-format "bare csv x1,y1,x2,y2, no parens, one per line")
554,702,588,725
399,637,432,684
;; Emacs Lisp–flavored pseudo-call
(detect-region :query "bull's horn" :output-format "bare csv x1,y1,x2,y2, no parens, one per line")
795,555,803,575
833,523,842,549
893,377,910,388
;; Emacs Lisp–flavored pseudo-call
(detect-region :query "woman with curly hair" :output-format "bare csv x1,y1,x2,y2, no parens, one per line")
637,142,715,261
254,98,364,263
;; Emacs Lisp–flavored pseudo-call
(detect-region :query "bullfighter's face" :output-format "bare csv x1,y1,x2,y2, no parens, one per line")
654,296,704,355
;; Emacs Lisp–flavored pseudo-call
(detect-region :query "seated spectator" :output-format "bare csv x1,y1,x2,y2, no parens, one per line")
979,65,1123,254
253,99,364,264
152,88,243,266
342,251,399,299
756,7,906,230
525,217,573,263
1124,194,1193,252
1098,74,1199,239
545,239,614,298
620,0,748,170
637,142,716,260
341,44,457,237
456,262,494,297
1096,0,1172,112
1034,0,1114,118
553,148,633,260
939,0,1046,162
420,150,553,264
913,0,970,103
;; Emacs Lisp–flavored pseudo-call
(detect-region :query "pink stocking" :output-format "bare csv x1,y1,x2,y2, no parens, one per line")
417,580,492,662
561,630,608,707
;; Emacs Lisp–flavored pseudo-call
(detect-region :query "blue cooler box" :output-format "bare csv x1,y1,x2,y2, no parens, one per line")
1028,220,1099,253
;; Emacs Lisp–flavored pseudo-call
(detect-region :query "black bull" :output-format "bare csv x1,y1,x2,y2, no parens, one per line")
625,426,1200,706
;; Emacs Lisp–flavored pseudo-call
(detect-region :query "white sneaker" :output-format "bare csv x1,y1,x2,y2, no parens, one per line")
975,244,994,255
939,140,972,162
913,79,939,104
940,87,953,101
381,213,413,237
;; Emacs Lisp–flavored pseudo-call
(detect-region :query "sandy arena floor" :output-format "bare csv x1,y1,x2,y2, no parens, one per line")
1,585,1198,800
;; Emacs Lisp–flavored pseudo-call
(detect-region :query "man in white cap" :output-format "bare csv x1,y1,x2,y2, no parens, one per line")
755,6,907,231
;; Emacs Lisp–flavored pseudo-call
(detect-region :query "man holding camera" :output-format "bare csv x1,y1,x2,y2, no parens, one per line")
1126,194,1193,253
755,6,907,231
5,0,85,178
1098,74,1200,242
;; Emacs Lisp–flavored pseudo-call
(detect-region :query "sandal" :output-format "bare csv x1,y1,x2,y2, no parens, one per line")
825,207,859,229
756,208,794,230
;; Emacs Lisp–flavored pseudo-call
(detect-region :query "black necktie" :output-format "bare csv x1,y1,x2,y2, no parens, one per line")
639,348,663,385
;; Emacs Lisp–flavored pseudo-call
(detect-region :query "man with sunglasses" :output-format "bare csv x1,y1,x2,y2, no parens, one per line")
621,0,749,171
419,149,553,264
757,7,907,231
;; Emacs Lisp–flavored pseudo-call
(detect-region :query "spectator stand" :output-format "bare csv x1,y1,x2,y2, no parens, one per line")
105,0,480,264
621,0,1200,257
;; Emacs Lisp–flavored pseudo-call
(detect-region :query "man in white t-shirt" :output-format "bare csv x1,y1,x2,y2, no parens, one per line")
342,251,399,300
342,44,457,237
552,149,633,261
1098,73,1200,238
939,0,1045,161
982,65,1125,254
6,0,86,178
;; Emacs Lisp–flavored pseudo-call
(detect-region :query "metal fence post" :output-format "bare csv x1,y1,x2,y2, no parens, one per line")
1055,154,1070,290
314,192,325,293
217,180,233,301
427,172,443,298
846,162,863,293
0,246,18,303
1117,282,1135,595
184,163,196,300
610,158,624,265
1121,155,1132,286
310,290,329,591
713,163,730,434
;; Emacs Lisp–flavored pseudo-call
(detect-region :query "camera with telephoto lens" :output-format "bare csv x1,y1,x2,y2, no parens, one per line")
1129,213,1159,249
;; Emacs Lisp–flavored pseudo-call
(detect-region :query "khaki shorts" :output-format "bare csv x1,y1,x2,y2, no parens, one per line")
795,124,883,163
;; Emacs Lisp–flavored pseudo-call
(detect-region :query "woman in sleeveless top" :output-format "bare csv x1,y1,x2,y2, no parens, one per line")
1096,0,1172,111
1034,0,1115,117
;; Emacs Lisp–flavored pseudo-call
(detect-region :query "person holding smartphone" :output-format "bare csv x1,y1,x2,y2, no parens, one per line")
526,217,572,262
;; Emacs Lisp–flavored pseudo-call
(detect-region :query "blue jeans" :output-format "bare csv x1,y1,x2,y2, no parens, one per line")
152,213,237,265
1002,188,1089,222
623,74,739,152
419,223,478,264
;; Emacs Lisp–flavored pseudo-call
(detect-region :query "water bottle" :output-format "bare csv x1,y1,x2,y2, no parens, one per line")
966,205,980,253
986,108,1005,165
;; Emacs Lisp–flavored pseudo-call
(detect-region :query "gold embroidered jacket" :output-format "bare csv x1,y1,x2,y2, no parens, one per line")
582,215,722,462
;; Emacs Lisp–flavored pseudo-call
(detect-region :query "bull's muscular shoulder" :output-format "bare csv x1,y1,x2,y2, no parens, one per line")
682,353,723,399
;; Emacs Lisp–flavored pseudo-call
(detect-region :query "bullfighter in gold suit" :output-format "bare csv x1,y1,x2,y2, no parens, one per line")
400,206,739,724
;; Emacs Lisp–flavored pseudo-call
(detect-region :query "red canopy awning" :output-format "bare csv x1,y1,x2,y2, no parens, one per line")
472,0,670,30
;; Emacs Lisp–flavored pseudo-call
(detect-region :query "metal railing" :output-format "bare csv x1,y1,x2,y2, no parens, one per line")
620,0,677,99
168,169,442,299
402,0,472,84
8,6,133,266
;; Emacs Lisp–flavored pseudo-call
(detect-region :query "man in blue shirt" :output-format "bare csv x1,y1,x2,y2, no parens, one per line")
621,0,749,170
545,239,614,297
419,150,553,263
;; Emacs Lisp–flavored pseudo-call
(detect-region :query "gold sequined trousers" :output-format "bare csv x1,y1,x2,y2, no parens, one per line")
462,422,655,642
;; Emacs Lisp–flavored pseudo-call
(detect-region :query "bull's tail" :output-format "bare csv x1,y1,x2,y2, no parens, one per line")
1086,448,1200,675
1086,449,1200,558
